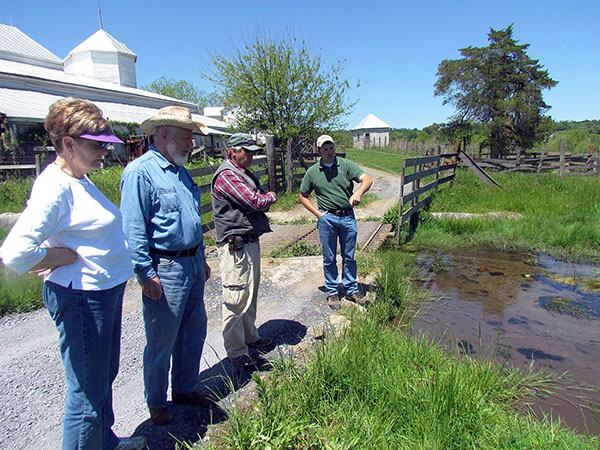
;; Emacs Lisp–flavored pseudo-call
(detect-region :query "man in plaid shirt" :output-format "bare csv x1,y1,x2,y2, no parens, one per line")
211,133,277,367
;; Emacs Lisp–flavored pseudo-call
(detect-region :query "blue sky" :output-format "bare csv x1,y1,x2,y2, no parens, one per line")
4,0,599,129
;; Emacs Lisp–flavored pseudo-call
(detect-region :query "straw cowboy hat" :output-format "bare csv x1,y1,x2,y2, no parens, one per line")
141,106,209,135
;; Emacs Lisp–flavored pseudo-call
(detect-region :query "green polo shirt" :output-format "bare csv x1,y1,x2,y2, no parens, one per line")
300,157,364,211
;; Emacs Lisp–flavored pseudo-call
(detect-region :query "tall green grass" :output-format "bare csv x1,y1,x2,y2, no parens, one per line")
203,251,597,449
413,169,600,261
0,177,34,213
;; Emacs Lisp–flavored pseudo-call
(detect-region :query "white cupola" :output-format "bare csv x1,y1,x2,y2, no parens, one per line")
63,29,137,88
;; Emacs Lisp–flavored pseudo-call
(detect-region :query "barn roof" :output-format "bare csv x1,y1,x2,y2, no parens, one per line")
0,24,62,69
68,29,136,60
352,113,391,130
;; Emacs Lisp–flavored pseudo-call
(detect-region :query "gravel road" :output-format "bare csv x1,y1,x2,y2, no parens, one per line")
0,164,400,449
0,255,332,450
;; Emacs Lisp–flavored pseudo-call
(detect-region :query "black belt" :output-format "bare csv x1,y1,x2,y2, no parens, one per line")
326,208,352,216
149,244,200,258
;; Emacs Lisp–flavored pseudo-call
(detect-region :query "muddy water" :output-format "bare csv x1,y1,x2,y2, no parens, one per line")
411,249,600,435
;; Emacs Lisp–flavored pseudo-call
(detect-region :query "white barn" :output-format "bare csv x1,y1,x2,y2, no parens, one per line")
352,113,392,149
0,24,229,167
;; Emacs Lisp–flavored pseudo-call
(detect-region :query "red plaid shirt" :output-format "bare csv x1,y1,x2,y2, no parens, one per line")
212,160,276,212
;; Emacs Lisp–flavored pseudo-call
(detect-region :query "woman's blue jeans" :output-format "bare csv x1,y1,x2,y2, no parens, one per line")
142,253,207,409
43,280,126,450
317,210,359,296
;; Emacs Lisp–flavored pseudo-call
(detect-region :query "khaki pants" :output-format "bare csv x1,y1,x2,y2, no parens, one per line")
218,240,261,358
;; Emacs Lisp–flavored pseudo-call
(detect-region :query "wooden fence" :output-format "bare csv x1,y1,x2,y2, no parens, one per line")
187,155,269,233
467,139,599,177
264,136,345,193
397,151,459,244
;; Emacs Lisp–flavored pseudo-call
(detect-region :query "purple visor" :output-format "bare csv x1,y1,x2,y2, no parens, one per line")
79,133,124,144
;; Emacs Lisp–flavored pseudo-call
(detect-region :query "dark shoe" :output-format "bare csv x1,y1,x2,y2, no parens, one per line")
248,337,272,348
230,354,257,367
114,436,147,450
149,407,173,425
345,291,367,305
172,390,215,407
327,294,341,310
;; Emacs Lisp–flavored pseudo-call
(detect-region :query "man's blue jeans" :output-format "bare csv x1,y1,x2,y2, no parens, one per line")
317,210,358,296
143,253,207,409
43,280,126,450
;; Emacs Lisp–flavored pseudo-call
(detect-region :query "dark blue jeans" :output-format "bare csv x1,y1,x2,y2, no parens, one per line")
317,210,358,296
43,280,126,450
143,253,207,409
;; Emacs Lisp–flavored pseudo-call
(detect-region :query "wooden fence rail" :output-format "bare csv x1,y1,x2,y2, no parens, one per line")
397,152,459,244
187,155,268,233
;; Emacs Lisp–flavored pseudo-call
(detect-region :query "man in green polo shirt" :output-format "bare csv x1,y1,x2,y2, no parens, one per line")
299,135,373,310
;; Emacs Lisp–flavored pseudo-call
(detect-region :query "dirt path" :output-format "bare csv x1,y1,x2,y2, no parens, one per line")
0,165,401,450
266,165,402,223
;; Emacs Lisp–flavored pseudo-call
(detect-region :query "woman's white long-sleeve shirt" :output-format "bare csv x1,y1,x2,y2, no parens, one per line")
0,164,133,290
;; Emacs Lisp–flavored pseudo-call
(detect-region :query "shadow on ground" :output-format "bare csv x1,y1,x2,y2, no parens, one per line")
133,319,306,449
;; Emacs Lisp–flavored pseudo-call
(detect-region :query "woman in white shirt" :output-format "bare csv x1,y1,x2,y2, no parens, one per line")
0,98,144,450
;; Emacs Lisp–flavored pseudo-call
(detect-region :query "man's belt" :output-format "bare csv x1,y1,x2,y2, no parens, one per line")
326,208,352,216
149,244,200,258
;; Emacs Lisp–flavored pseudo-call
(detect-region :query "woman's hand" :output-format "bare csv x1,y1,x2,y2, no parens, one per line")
28,247,78,276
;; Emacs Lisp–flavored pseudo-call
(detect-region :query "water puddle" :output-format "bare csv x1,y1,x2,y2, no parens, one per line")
411,249,600,435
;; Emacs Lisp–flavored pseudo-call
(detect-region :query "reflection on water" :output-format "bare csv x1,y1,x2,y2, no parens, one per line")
412,249,600,435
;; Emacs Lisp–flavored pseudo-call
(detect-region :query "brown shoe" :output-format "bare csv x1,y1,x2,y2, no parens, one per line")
172,390,215,407
345,291,367,305
149,407,173,425
327,294,341,310
248,337,272,348
230,354,257,367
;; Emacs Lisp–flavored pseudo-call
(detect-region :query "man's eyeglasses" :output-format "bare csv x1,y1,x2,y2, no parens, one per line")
242,140,256,146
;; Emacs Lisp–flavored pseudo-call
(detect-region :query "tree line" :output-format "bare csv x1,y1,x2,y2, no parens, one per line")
140,25,595,157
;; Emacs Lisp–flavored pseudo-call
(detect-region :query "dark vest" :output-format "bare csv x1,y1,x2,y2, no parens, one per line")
211,159,272,243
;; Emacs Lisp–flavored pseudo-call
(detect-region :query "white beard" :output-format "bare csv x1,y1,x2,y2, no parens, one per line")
166,140,189,166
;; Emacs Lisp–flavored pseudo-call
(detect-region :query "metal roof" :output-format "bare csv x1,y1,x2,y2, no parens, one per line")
0,24,62,69
68,29,136,59
0,88,227,135
352,113,392,130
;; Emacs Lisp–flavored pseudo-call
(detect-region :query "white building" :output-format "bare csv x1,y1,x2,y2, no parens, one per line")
0,24,229,167
352,113,392,149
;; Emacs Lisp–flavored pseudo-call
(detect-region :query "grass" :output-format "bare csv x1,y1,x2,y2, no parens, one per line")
270,241,321,258
411,169,600,261
201,250,598,449
0,176,34,213
346,147,419,174
0,227,44,316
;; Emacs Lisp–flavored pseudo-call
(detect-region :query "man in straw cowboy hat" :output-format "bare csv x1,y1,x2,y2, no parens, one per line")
211,133,277,367
120,106,213,425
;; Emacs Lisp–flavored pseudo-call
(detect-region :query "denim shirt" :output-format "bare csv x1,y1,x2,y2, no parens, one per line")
120,147,204,282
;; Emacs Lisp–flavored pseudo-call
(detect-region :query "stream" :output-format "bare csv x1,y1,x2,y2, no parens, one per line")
412,249,600,435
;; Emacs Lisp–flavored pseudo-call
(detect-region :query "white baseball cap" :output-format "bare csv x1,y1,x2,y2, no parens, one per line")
316,134,335,148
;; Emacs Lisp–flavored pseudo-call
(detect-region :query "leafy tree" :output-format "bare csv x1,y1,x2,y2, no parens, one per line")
434,25,557,158
141,76,219,108
206,32,358,141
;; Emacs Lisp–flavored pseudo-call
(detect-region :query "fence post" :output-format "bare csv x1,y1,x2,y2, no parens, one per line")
559,139,565,177
535,137,547,185
286,138,293,192
397,159,406,245
265,135,276,192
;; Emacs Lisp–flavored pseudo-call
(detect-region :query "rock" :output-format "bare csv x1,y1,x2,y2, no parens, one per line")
0,212,21,229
